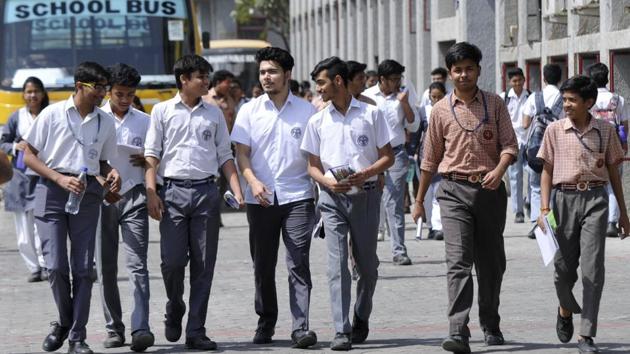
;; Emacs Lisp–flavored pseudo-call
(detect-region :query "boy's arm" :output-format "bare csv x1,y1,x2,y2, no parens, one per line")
23,143,83,194
536,162,553,232
221,159,244,207
145,156,163,221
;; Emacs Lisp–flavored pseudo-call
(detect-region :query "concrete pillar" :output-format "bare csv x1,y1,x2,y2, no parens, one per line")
357,0,366,64
323,2,331,59
367,0,377,68
331,1,339,55
402,0,414,82
377,0,387,63
316,5,323,66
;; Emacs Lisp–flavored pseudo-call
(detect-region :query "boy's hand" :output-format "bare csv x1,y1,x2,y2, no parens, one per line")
619,213,630,240
536,209,550,234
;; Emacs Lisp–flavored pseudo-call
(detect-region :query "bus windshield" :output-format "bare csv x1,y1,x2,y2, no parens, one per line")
1,0,195,90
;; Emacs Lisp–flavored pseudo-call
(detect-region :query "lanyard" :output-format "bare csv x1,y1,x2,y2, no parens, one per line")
572,127,603,153
448,89,489,132
66,111,101,146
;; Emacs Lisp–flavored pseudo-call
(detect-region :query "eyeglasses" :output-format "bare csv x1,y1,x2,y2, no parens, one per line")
79,81,110,92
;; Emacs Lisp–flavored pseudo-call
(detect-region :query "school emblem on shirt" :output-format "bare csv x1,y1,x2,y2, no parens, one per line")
131,137,143,147
291,127,302,139
202,129,212,141
88,148,98,160
596,158,604,168
357,135,369,147
482,129,493,141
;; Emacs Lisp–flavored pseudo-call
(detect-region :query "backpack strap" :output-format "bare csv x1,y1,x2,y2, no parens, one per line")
534,91,545,116
550,94,564,118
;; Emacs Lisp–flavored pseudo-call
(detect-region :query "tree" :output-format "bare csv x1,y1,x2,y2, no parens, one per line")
233,0,290,51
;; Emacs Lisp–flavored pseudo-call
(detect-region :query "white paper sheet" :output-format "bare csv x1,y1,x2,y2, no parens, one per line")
534,217,559,266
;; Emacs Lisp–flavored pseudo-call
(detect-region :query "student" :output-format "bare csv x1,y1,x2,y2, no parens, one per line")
363,59,420,265
537,75,629,354
231,46,318,348
144,54,244,351
0,76,49,282
365,70,378,88
501,67,530,223
420,67,448,107
346,61,376,105
301,56,394,351
97,63,154,352
412,42,518,353
587,62,629,237
23,62,121,354
203,69,237,132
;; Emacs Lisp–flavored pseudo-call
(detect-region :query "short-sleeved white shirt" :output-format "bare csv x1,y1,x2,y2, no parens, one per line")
300,97,393,181
24,95,117,176
101,102,150,192
363,83,420,147
144,94,233,180
500,88,530,145
592,87,628,123
523,84,563,119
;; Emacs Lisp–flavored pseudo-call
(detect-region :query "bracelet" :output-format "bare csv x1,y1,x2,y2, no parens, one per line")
415,199,424,204
540,207,551,213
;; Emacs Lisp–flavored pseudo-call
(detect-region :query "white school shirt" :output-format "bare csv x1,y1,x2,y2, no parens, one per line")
523,84,564,119
231,93,316,205
101,102,150,193
24,95,117,176
592,87,628,123
500,88,530,145
144,94,233,180
300,97,393,181
363,84,420,147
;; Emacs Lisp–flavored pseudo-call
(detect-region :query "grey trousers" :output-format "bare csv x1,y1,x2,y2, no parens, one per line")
246,198,315,333
382,148,409,256
553,187,608,337
436,180,507,337
319,188,381,334
97,184,150,335
33,177,102,342
159,179,220,338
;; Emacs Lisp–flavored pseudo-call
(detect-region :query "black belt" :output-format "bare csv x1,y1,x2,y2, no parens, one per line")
363,181,378,190
392,144,404,153
554,181,606,191
164,176,216,188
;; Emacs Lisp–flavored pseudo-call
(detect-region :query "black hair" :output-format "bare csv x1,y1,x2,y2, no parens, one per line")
289,79,300,95
132,96,145,112
300,80,311,90
444,42,483,70
586,62,609,88
22,76,49,110
428,81,446,95
543,64,562,85
108,63,141,88
430,67,448,78
366,70,377,77
310,56,350,85
377,59,405,78
74,61,110,85
230,78,243,89
559,75,598,104
173,55,212,90
506,67,525,79
255,47,295,72
346,60,368,80
211,70,235,88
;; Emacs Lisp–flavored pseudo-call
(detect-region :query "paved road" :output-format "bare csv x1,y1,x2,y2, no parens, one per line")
2,173,630,353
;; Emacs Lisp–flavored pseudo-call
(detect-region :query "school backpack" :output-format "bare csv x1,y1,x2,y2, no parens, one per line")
591,93,626,144
524,92,563,173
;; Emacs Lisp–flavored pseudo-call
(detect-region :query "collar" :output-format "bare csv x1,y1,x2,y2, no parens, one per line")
508,88,527,99
261,91,295,111
327,96,361,116
102,101,134,121
451,88,483,107
174,93,206,110
597,87,609,93
64,95,99,122
562,115,600,133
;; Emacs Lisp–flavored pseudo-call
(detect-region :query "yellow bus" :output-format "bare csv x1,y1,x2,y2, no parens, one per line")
0,0,203,123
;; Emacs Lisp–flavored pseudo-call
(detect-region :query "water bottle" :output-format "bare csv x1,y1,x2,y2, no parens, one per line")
406,160,415,183
15,150,25,170
65,167,88,215
618,125,627,145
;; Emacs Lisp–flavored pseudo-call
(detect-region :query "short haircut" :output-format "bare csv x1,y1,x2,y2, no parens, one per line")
366,70,378,77
377,59,405,78
22,76,49,110
300,80,311,90
506,67,525,79
346,60,368,80
586,62,609,88
543,64,562,85
559,75,598,104
289,79,300,95
428,81,446,94
74,61,110,85
430,67,448,78
231,78,242,89
108,63,141,88
211,70,235,88
310,56,350,85
173,55,212,90
255,47,294,72
444,42,483,70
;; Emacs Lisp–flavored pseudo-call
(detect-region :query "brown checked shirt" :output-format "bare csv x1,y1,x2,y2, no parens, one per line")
421,88,518,175
537,117,624,185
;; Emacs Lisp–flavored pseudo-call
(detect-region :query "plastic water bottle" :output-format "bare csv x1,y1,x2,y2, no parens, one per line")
65,167,88,215
406,160,415,183
15,151,25,170
618,125,627,145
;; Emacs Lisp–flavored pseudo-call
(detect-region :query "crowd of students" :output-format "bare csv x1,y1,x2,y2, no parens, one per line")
1,41,628,354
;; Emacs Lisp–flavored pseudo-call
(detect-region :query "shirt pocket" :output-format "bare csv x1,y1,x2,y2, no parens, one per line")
193,119,218,147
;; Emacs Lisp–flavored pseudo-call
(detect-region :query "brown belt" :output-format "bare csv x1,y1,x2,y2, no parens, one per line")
555,181,607,191
441,172,486,184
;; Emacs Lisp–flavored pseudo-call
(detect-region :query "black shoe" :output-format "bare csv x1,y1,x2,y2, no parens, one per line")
393,254,412,265
433,230,444,240
330,332,351,351
441,335,470,353
291,329,317,348
427,229,436,240
528,224,537,239
41,268,49,281
483,329,505,345
606,222,619,237
164,318,182,342
515,212,525,223
252,328,274,344
103,331,125,348
351,313,369,344
130,330,155,352
68,341,93,354
185,335,217,350
28,270,43,283
556,308,573,343
524,200,531,219
42,321,69,352
578,336,599,353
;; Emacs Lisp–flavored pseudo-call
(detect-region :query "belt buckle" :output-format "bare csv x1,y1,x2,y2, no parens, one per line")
576,181,588,191
183,180,193,188
467,174,481,183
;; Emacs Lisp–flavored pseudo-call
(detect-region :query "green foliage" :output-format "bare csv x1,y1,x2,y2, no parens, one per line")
233,0,290,50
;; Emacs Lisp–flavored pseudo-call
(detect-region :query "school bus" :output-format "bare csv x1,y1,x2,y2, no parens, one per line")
0,0,203,124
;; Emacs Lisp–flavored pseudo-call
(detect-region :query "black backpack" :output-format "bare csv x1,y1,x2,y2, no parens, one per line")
524,92,563,173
